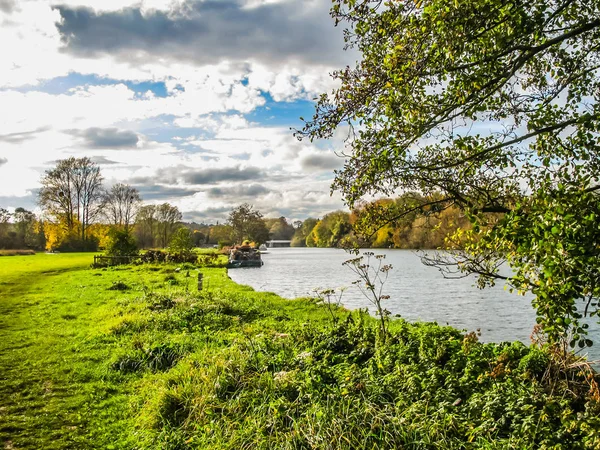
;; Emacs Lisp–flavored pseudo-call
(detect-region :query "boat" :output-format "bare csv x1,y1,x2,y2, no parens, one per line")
227,244,264,268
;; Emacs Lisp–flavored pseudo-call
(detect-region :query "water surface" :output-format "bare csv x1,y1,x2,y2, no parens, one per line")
228,248,600,360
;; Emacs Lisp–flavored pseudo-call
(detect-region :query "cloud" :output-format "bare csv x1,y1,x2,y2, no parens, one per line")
0,127,50,144
206,183,271,199
90,155,119,165
299,152,343,171
70,127,139,148
54,0,347,67
133,184,197,201
0,157,7,166
0,0,16,14
182,166,263,185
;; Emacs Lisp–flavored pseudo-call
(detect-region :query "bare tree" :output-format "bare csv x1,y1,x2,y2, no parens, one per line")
39,157,104,241
103,183,141,230
135,204,157,248
155,203,182,248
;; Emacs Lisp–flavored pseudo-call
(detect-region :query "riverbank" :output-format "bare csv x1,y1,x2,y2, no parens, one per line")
1,254,599,449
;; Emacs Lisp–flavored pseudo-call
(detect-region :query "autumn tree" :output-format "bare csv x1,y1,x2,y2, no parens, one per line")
291,218,318,247
103,183,141,230
228,203,270,245
208,224,234,247
267,216,295,240
298,0,600,346
39,157,104,245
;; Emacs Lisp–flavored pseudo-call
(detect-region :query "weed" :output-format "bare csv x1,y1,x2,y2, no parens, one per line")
108,281,131,291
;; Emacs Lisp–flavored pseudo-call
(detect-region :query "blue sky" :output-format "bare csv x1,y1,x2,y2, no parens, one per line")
0,0,353,222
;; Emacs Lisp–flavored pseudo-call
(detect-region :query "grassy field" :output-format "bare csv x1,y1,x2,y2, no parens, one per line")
0,253,334,449
1,253,599,449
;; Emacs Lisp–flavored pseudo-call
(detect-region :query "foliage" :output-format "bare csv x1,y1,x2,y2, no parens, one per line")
227,203,270,245
168,227,194,254
297,0,600,346
140,249,197,264
265,216,295,240
39,157,104,241
2,253,600,449
56,232,100,252
310,211,352,248
135,204,158,248
207,224,234,247
291,217,318,247
105,227,139,257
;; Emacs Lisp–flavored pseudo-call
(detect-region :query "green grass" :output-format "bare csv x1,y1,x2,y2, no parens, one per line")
0,253,333,449
1,253,599,449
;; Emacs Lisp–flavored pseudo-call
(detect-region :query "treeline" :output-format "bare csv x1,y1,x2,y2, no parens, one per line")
194,194,470,250
0,157,468,252
289,194,471,249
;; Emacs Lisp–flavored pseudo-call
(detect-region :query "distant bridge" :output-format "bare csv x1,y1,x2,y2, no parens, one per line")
266,240,291,248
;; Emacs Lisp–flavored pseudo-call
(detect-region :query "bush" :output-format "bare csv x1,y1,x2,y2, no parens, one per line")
140,249,197,264
168,228,194,253
56,234,99,252
105,228,138,257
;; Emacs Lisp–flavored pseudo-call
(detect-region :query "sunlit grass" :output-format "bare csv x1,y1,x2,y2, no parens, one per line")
1,253,599,449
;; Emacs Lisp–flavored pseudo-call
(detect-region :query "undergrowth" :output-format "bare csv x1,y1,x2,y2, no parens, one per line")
118,285,600,449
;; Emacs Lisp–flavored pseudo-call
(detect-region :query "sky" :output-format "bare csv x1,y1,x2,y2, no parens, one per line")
0,0,356,223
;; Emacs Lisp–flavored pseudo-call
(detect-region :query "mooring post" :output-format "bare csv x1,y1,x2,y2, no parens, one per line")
197,273,203,291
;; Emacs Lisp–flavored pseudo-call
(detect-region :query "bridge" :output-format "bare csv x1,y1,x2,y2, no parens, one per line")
266,240,291,248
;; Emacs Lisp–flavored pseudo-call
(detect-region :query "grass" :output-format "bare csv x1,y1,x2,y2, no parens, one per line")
1,253,599,449
0,253,333,449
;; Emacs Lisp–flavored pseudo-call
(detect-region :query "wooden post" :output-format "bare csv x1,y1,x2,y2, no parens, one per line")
197,273,203,291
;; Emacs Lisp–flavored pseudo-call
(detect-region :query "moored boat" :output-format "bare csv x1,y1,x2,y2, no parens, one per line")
227,243,264,268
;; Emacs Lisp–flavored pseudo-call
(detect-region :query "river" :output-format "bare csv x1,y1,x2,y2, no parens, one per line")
228,248,600,360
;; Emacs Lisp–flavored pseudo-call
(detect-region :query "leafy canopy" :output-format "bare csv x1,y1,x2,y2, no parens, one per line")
297,0,600,346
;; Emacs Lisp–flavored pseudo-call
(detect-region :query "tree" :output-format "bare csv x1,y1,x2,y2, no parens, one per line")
39,157,104,242
208,224,234,247
155,203,182,248
13,207,36,248
168,227,194,254
291,218,318,247
268,216,295,240
227,203,270,245
135,205,157,248
0,208,10,248
103,184,141,230
298,0,600,347
311,211,351,248
105,227,138,257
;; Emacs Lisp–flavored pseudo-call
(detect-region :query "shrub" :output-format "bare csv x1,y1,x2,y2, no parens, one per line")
105,228,138,257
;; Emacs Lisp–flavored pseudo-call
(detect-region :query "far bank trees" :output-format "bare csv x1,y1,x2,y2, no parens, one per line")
228,203,270,245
